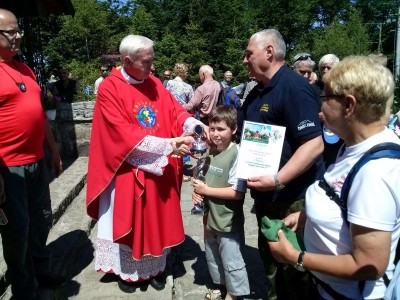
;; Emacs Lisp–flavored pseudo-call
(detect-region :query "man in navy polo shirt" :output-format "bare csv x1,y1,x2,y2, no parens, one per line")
239,29,325,300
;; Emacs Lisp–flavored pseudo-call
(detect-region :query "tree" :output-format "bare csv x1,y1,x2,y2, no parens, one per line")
295,11,369,65
128,5,157,39
43,0,110,71
36,0,396,96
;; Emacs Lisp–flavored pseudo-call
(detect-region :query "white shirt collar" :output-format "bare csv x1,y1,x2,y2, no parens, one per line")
121,66,144,85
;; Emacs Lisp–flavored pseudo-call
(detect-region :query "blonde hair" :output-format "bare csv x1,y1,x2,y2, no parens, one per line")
368,53,388,67
323,55,394,121
173,62,189,78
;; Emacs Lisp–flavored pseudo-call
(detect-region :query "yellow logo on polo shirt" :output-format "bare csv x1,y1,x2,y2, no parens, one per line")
260,104,269,112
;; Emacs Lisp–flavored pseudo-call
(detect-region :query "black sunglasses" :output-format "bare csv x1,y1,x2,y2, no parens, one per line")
293,54,315,64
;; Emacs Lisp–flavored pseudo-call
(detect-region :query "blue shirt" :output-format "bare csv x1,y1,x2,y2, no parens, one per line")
238,65,325,203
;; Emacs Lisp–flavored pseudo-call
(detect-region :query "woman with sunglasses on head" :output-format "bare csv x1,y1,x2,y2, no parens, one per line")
268,56,400,300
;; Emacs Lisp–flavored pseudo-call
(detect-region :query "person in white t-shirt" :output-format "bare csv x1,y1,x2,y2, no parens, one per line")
94,65,109,95
267,56,400,300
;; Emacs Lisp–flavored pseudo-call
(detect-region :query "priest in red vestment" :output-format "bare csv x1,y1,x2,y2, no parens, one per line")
86,34,204,293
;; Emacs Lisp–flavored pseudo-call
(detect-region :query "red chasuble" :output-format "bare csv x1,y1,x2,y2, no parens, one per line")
86,68,192,259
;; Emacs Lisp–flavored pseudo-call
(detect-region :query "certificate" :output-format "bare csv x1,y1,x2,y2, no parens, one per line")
236,121,286,179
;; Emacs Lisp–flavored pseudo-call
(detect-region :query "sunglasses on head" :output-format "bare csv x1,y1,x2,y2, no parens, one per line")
293,54,315,64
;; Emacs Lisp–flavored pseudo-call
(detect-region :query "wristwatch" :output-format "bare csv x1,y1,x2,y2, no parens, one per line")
295,251,307,272
274,174,285,190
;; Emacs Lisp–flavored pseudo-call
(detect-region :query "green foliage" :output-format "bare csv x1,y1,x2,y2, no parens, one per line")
44,0,111,70
66,59,100,93
31,0,398,93
129,5,157,39
296,11,369,66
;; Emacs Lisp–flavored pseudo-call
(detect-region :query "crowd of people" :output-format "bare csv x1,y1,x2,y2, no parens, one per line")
1,7,400,300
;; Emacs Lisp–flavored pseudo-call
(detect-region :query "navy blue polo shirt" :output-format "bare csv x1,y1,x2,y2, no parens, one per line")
238,65,325,203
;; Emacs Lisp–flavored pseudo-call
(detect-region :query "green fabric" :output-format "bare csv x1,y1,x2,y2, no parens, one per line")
260,216,305,251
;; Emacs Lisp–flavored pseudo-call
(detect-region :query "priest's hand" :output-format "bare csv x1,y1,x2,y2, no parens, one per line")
171,136,194,157
202,124,210,142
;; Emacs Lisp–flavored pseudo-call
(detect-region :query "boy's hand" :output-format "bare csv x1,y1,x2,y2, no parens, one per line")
193,179,208,196
192,191,204,205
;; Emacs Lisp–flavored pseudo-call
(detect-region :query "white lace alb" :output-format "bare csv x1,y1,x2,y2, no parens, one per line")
95,238,170,281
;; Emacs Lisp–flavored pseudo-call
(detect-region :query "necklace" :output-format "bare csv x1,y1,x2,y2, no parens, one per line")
0,60,27,92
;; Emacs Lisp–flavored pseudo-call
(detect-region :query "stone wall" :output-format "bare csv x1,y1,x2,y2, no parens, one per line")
48,101,94,159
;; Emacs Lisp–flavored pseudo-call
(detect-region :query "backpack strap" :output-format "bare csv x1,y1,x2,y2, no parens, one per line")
217,83,226,106
339,142,400,294
318,142,400,297
340,142,400,225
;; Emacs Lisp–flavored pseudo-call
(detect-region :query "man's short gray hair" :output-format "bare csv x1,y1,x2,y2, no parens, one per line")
119,35,154,60
292,52,315,69
224,71,232,76
199,65,214,75
251,29,286,61
318,54,339,68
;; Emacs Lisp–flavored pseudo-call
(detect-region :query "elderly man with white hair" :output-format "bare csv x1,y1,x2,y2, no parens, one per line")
221,70,233,88
291,52,316,81
313,53,340,95
86,34,205,294
183,65,220,125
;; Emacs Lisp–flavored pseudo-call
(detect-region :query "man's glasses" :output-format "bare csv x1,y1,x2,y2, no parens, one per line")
293,54,314,64
164,74,171,77
0,29,23,37
101,69,108,72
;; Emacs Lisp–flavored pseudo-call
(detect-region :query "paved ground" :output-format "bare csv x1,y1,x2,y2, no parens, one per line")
63,163,268,299
0,158,269,300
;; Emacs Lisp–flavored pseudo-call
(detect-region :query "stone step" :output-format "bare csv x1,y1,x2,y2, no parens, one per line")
0,157,89,298
49,157,88,226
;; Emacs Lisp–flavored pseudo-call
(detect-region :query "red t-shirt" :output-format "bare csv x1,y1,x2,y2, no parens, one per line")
0,60,45,167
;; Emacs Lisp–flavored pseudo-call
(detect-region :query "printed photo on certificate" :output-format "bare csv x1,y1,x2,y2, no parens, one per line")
236,121,286,179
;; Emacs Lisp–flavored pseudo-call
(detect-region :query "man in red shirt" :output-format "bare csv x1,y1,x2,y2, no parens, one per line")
0,9,64,299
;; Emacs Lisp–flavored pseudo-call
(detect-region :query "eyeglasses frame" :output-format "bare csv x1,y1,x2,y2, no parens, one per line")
0,29,23,37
